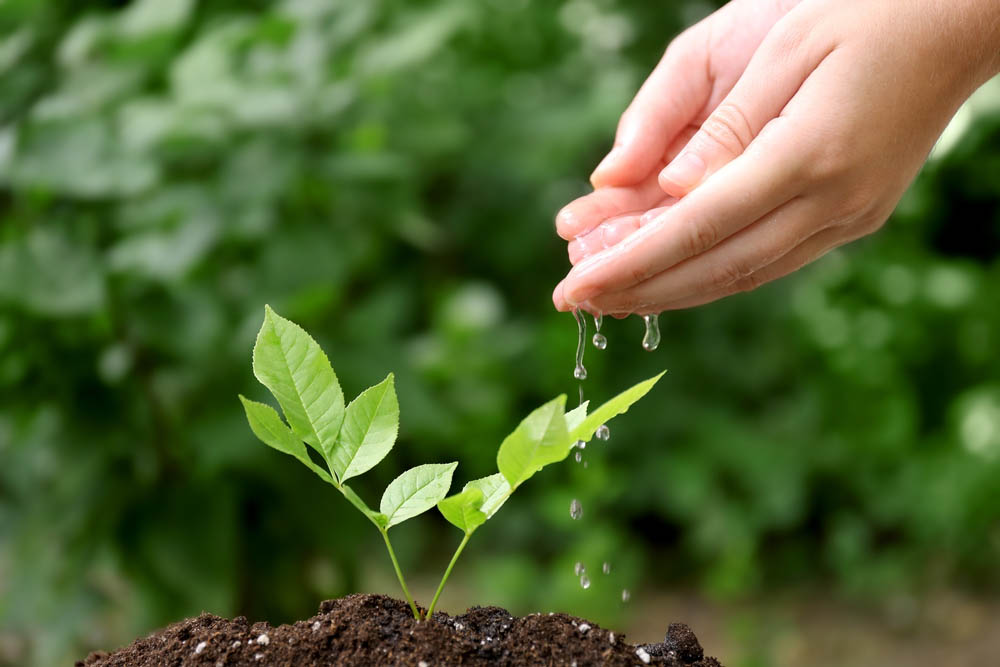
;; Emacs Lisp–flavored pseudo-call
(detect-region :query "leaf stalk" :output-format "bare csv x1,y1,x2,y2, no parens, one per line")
425,532,472,618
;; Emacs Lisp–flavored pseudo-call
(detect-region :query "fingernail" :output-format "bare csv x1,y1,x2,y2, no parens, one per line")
590,147,621,185
556,208,580,238
660,152,705,190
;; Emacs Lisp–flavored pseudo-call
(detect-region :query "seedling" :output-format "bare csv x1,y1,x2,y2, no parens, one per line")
240,306,663,619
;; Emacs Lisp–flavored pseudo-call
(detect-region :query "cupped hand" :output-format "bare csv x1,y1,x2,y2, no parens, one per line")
555,0,1000,315
555,0,801,244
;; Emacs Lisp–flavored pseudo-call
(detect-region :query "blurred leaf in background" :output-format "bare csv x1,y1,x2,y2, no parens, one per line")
0,0,998,665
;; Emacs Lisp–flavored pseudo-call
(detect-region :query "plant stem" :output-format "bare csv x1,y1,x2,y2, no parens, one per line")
380,528,420,619
425,532,472,618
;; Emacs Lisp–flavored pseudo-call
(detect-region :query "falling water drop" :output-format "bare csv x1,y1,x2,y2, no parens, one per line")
595,424,610,441
574,562,585,576
641,313,660,351
602,562,611,575
574,450,583,463
572,308,588,380
569,498,583,520
592,313,607,349
621,589,631,603
575,440,586,450
580,574,591,590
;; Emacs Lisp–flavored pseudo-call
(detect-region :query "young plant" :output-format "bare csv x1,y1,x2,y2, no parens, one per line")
240,305,663,619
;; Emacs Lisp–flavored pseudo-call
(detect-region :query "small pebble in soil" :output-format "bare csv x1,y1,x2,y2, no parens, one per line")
311,621,320,631
602,562,611,574
570,498,583,520
622,589,631,602
578,623,591,633
595,424,610,440
580,574,591,589
636,646,652,664
194,641,207,655
574,561,585,576
418,662,429,667
609,632,616,644
232,641,241,648
256,633,270,646
254,653,264,662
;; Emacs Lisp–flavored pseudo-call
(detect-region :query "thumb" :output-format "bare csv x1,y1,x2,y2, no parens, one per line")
658,19,826,197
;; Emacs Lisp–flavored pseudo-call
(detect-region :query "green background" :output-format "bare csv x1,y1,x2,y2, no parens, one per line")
1,1,998,665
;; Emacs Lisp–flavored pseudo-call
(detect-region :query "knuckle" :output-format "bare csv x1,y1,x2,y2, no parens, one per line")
699,102,754,157
708,259,753,290
681,220,719,257
732,271,766,294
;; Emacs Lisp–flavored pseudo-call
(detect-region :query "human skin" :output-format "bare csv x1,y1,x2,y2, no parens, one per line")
552,0,1000,316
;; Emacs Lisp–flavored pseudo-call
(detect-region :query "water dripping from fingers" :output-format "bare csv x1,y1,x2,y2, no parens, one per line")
572,308,588,380
641,313,660,351
592,313,607,350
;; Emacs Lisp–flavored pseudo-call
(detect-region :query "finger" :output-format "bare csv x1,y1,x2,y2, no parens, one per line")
584,196,822,311
555,172,667,240
590,37,711,188
658,19,831,197
566,200,678,265
600,224,852,315
561,120,805,306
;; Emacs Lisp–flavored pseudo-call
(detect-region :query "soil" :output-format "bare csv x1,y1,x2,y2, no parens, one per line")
77,593,724,666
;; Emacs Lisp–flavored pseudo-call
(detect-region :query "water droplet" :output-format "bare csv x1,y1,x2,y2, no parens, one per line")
621,589,631,603
641,313,660,351
583,461,588,468
574,562,585,576
593,313,603,332
580,574,591,589
595,424,610,440
602,562,611,574
575,440,586,449
574,450,582,463
592,333,607,350
572,308,588,380
569,498,583,520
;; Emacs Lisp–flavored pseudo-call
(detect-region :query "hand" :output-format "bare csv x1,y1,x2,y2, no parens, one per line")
555,0,800,248
554,0,1000,315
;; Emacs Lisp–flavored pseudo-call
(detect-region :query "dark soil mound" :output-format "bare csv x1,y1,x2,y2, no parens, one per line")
77,593,723,666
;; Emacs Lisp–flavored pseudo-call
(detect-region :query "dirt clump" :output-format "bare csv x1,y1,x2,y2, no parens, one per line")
77,593,723,666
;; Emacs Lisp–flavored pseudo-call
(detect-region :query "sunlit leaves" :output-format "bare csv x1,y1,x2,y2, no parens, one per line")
252,305,345,456
380,462,457,528
496,395,569,489
437,487,485,534
333,373,399,483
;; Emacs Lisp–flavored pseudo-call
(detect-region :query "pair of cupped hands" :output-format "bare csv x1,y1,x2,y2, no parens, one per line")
553,0,1000,316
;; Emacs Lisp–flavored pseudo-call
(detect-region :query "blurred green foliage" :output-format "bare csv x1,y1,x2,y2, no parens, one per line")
0,0,998,664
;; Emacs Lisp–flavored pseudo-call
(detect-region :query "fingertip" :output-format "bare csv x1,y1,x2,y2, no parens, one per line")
555,207,582,241
658,151,705,197
552,282,570,312
589,146,623,188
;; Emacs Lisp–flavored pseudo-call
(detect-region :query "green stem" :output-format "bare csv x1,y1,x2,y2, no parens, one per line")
425,532,472,618
380,528,420,619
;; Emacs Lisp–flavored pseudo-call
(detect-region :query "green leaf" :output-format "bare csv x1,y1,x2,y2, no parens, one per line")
332,373,399,483
464,472,511,518
565,401,589,434
341,484,387,526
252,305,345,457
570,372,666,443
380,462,458,528
437,487,486,534
496,395,569,489
239,396,333,484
